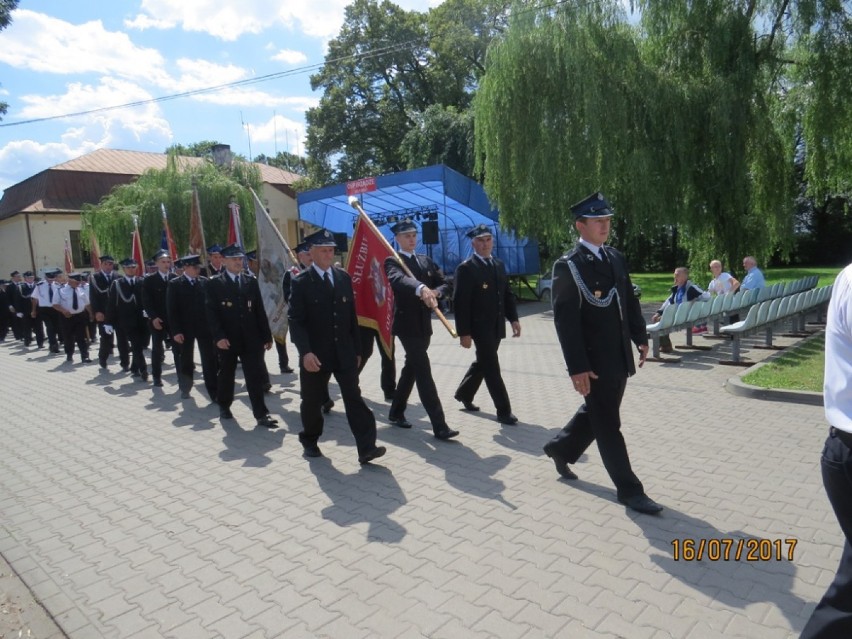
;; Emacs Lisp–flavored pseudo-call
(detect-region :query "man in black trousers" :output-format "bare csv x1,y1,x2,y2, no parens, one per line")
142,249,177,387
105,258,147,378
167,254,218,401
384,219,458,440
542,192,661,515
288,229,385,464
89,255,119,368
205,243,278,428
453,224,521,424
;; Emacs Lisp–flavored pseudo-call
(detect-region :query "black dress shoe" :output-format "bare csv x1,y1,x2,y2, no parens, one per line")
257,415,279,428
322,399,334,414
497,413,518,425
455,396,480,412
219,407,234,419
543,443,578,480
121,365,131,372
66,355,73,362
302,443,323,458
99,359,107,368
180,391,191,399
384,392,396,401
140,372,149,382
619,494,663,514
358,446,387,464
280,366,294,374
388,415,413,429
263,382,273,393
153,378,163,387
434,428,460,440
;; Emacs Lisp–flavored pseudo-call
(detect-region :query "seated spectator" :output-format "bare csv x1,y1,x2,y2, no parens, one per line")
650,267,710,351
740,256,766,291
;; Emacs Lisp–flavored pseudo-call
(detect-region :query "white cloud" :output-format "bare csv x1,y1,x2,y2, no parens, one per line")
270,49,308,65
0,10,172,87
164,59,248,92
192,88,318,110
247,113,306,156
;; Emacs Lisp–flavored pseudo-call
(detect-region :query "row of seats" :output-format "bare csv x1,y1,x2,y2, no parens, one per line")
645,275,821,359
718,285,833,364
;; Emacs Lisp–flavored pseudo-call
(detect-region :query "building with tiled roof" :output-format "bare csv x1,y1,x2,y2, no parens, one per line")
0,146,302,275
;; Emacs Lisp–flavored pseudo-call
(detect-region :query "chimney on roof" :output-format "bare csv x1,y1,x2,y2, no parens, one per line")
211,144,232,167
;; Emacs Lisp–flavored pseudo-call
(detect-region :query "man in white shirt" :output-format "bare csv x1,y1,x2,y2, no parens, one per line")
53,273,92,363
801,263,852,638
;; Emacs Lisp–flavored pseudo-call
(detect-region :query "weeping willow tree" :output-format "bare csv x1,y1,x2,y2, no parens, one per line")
475,0,852,272
80,154,261,261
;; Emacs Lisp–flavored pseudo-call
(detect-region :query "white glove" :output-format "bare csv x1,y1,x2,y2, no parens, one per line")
16,312,23,318
103,325,114,335
142,310,149,318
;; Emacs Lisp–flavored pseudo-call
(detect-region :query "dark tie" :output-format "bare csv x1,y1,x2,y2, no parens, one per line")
189,279,195,287
323,271,333,292
406,255,420,277
48,286,53,302
598,249,608,263
72,288,79,311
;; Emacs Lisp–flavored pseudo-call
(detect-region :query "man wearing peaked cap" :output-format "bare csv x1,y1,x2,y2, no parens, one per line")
106,257,146,377
32,268,63,354
206,244,225,277
206,242,279,428
288,227,386,463
542,191,661,515
17,270,39,347
0,279,10,341
384,218,458,440
6,270,24,341
453,223,521,424
167,254,218,401
90,255,120,368
142,249,176,387
53,273,93,363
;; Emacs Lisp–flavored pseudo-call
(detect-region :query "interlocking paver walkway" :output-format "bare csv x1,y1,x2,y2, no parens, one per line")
0,302,836,638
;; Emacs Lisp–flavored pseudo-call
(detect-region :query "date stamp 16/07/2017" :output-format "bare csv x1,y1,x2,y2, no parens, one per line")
670,538,798,562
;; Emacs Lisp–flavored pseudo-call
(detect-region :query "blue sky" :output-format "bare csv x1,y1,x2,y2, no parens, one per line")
0,0,442,193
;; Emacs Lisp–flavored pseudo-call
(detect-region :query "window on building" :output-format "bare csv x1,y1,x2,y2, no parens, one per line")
69,230,92,268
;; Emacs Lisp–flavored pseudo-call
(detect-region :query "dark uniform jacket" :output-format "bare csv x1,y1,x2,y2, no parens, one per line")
167,275,211,339
384,254,448,338
205,271,271,353
552,244,646,379
142,271,176,325
16,282,35,314
288,266,360,371
453,256,518,340
89,271,118,316
106,277,146,329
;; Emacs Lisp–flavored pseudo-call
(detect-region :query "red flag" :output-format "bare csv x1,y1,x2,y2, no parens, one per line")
64,239,75,273
90,234,101,271
160,204,179,261
131,223,144,269
345,217,395,358
188,186,209,268
227,201,242,247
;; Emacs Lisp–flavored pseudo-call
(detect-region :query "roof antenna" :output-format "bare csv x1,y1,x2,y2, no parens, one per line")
241,111,253,161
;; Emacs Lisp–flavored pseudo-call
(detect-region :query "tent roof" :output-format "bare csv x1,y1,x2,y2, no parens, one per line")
297,164,539,276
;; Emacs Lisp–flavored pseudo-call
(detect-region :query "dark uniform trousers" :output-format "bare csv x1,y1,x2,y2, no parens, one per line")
299,365,377,456
359,327,396,397
390,334,448,433
62,311,90,359
174,336,218,400
97,322,115,365
149,324,171,380
216,346,269,419
124,323,147,376
455,335,511,416
38,307,62,351
548,377,644,501
800,429,852,639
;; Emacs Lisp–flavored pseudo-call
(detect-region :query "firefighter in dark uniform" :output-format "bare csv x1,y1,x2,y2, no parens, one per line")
89,255,120,368
18,271,41,347
7,271,24,341
288,229,385,463
205,244,226,277
205,243,278,428
105,258,147,378
167,254,218,401
452,224,521,424
542,192,661,515
142,250,177,387
32,269,62,353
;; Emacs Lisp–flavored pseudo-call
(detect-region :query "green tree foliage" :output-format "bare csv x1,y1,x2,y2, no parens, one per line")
400,105,474,175
165,140,223,158
305,0,509,184
475,0,852,272
0,0,20,120
254,151,308,175
80,154,261,260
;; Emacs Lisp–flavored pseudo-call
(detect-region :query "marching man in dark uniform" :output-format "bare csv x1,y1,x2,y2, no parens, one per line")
288,229,386,463
205,243,278,428
18,271,41,347
6,271,23,341
142,250,177,387
205,244,226,277
89,255,119,368
105,258,147,378
384,219,458,440
542,192,662,515
31,269,62,354
167,254,218,401
453,224,521,424
53,272,92,363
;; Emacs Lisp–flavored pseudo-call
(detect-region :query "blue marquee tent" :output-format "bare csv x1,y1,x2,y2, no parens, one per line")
296,164,540,276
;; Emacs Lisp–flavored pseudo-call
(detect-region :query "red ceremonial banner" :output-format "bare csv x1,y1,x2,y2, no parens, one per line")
346,217,394,358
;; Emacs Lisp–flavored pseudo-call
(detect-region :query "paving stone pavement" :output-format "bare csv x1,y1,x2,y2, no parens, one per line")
0,302,838,638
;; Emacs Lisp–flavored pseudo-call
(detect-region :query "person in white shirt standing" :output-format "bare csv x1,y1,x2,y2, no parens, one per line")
53,273,92,363
707,260,740,296
800,263,852,638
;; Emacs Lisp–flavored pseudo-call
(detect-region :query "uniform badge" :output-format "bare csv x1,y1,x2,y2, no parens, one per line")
482,283,489,289
248,301,252,309
594,290,602,298
342,296,347,303
226,301,233,307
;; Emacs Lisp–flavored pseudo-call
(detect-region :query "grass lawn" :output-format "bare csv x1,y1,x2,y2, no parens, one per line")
741,334,825,393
